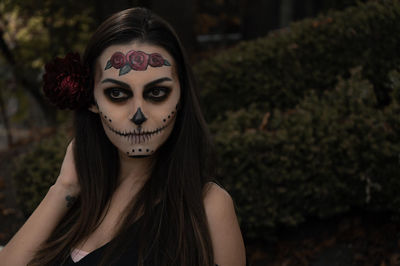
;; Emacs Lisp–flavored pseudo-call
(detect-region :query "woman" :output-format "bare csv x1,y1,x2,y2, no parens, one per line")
0,7,245,266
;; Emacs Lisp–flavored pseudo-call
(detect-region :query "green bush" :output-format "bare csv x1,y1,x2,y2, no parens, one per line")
12,130,69,217
12,1,400,244
211,68,400,240
195,0,400,122
12,71,400,241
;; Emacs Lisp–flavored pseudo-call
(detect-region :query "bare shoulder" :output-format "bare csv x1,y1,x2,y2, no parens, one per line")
203,182,246,266
203,182,233,212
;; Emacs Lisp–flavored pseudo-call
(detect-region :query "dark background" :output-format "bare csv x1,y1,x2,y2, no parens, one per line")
1,1,398,266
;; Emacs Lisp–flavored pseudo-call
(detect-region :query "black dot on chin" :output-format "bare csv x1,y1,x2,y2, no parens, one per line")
139,149,142,152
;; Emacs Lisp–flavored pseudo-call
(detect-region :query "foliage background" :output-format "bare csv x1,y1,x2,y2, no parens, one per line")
1,0,399,265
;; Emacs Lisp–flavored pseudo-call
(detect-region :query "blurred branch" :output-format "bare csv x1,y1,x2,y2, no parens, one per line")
0,25,15,147
0,87,13,147
0,28,55,124
0,28,15,65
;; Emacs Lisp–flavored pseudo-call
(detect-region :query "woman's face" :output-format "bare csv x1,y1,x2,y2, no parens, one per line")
91,43,180,158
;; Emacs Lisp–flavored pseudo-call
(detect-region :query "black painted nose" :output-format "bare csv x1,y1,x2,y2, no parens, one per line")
131,107,147,125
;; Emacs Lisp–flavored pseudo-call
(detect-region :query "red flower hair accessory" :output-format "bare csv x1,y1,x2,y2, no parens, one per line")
104,50,171,76
43,52,91,109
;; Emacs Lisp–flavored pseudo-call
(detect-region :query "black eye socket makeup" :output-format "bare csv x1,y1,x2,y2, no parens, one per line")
143,87,171,102
104,87,133,102
100,77,174,103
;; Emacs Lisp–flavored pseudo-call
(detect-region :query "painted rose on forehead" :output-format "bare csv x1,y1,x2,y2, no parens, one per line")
104,50,171,76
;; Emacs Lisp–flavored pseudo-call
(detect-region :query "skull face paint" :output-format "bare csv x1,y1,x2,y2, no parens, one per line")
91,43,180,158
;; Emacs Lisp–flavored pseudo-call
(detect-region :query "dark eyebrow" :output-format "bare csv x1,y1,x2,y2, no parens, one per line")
144,77,173,90
101,78,131,89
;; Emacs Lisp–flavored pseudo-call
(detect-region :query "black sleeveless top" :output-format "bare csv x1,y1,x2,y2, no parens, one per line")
62,238,218,266
63,242,139,265
61,220,218,266
62,220,145,266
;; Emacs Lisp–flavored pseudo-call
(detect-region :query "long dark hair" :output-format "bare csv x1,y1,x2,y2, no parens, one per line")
29,7,216,266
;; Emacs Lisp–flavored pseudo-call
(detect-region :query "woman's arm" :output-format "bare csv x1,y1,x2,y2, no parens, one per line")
0,141,80,266
204,183,246,266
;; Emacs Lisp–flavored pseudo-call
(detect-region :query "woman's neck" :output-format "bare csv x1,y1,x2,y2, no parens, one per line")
117,151,154,187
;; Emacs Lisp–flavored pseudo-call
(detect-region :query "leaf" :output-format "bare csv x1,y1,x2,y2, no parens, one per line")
119,65,131,75
104,60,112,70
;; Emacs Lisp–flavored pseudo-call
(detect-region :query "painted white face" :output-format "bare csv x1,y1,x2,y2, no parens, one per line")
91,43,180,158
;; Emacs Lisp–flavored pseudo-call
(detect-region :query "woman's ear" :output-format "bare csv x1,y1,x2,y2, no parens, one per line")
88,104,99,113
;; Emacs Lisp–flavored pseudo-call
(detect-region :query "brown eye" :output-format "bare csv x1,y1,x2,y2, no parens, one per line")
104,87,132,102
152,88,161,96
111,89,124,98
144,87,170,102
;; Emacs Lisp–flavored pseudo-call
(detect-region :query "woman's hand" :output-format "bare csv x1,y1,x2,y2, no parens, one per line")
54,140,81,197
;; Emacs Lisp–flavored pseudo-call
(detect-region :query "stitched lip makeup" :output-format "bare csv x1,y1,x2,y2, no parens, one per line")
98,104,178,157
103,117,171,145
